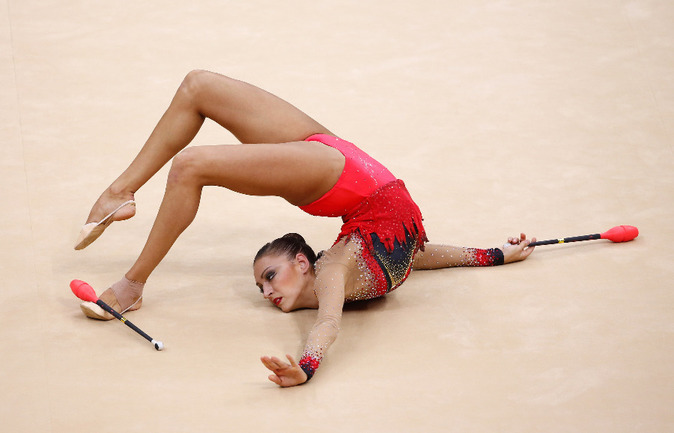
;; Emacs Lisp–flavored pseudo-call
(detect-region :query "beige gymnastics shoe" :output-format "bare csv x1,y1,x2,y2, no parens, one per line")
80,286,143,320
74,200,136,250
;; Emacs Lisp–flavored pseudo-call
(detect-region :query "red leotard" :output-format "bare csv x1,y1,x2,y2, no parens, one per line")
301,134,427,255
295,134,502,382
300,134,396,217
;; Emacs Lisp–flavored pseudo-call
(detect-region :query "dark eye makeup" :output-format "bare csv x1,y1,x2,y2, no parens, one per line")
258,270,276,293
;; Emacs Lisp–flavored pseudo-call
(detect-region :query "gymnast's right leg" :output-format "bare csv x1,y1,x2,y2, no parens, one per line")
75,70,331,249
80,140,343,320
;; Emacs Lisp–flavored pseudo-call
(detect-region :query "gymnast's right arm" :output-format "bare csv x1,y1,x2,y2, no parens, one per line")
297,262,347,382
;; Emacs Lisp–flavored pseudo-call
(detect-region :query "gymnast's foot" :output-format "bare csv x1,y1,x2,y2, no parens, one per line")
80,277,144,320
74,188,136,250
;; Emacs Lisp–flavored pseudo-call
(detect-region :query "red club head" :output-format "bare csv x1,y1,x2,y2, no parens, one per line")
70,279,99,303
600,225,639,243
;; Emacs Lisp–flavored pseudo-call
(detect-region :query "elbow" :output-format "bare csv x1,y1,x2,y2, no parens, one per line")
313,316,341,343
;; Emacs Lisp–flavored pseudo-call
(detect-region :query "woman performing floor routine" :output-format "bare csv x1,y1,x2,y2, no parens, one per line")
74,70,536,387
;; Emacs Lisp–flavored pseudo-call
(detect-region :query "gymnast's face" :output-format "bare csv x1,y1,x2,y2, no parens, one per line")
253,253,311,313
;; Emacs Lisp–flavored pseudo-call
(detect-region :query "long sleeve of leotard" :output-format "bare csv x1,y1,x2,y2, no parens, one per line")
461,247,504,266
298,262,347,381
412,245,504,270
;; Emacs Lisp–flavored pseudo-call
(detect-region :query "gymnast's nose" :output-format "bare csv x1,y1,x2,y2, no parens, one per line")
262,283,273,298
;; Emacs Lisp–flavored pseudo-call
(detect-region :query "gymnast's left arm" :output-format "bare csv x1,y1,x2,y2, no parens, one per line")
413,233,536,269
260,263,346,387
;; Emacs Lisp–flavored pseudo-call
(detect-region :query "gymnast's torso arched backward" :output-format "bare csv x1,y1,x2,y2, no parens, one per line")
296,134,429,380
300,134,429,300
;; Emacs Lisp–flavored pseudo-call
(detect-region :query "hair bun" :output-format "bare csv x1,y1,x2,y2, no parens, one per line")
255,232,317,266
282,233,306,244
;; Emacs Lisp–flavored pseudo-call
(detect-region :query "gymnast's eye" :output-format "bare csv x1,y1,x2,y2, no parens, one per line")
257,271,275,293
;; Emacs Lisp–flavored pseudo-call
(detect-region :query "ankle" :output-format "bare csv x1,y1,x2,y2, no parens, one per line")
106,184,135,201
111,276,145,308
125,271,147,285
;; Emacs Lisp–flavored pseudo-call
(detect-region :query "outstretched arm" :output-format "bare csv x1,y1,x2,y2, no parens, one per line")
413,233,536,270
261,262,346,387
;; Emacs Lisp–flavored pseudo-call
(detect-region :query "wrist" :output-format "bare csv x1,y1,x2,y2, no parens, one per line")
491,248,505,266
466,247,504,266
299,355,321,382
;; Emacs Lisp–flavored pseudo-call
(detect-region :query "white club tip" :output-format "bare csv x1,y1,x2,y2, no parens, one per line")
152,340,164,351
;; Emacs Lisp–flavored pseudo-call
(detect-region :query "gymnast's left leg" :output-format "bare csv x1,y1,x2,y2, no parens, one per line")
75,70,332,250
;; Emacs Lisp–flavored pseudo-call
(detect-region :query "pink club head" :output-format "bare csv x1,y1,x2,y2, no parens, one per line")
70,279,99,303
600,225,639,243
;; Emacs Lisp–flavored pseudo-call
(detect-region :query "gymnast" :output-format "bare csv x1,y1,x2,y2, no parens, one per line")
74,70,536,387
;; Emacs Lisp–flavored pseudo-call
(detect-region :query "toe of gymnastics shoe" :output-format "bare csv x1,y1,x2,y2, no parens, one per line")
80,301,114,321
74,200,135,250
74,223,105,250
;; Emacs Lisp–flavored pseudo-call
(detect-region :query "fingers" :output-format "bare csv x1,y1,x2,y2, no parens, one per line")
262,354,305,387
286,354,298,367
507,234,528,246
522,237,536,256
521,247,534,259
519,235,535,250
262,356,289,386
261,356,286,386
516,236,536,260
261,355,300,375
260,356,274,371
506,234,534,247
268,374,282,386
260,355,288,372
502,233,537,264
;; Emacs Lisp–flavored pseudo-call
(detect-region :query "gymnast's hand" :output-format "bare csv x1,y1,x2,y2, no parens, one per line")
502,233,536,264
260,354,308,387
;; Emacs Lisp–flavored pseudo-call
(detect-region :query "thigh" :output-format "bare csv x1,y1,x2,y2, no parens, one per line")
369,229,418,291
182,141,345,206
187,70,332,144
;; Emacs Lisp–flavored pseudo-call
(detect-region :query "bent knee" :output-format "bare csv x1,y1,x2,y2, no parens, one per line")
168,147,207,185
178,69,231,101
177,70,212,103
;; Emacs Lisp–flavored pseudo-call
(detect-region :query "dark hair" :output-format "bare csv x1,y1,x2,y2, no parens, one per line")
254,233,318,266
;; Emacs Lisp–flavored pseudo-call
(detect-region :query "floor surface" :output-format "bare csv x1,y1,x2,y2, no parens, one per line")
1,1,673,432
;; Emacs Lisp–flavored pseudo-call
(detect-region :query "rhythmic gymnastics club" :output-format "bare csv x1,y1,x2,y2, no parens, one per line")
527,225,639,247
70,279,164,351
